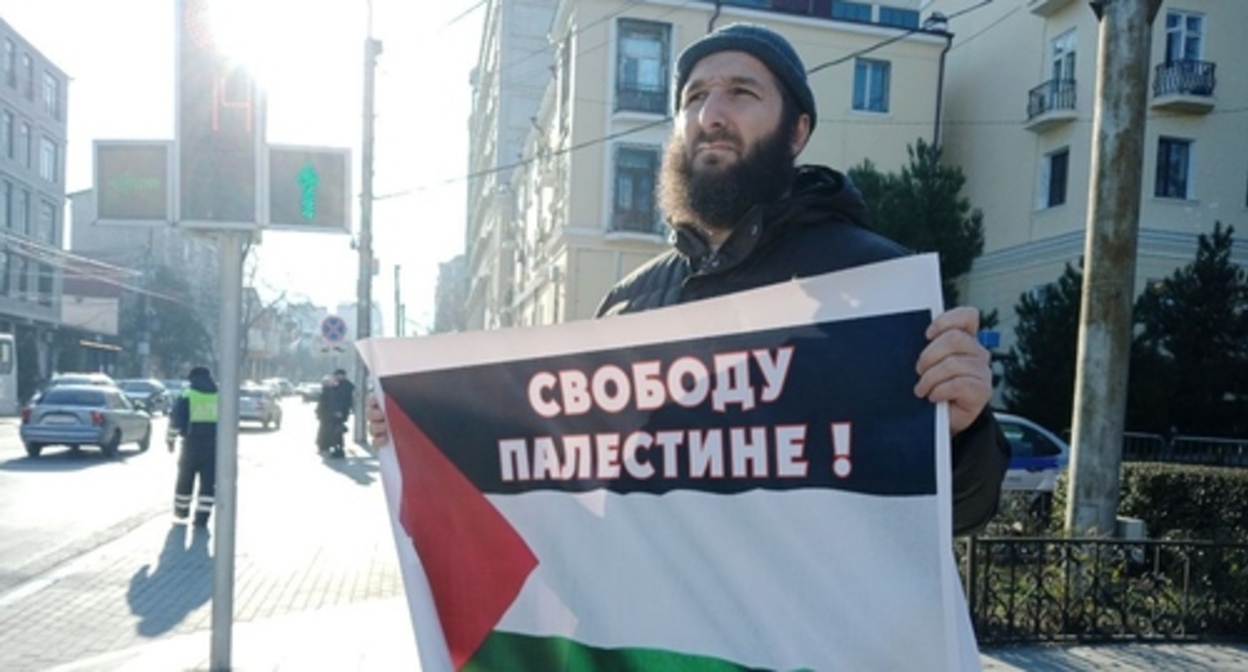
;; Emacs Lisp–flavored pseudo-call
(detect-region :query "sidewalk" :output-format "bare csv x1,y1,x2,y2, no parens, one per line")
5,425,1247,671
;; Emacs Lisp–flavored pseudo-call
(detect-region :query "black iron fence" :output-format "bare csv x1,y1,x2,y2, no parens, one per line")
958,537,1248,645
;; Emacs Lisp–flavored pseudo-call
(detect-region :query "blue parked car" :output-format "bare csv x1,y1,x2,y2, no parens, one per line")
20,384,152,458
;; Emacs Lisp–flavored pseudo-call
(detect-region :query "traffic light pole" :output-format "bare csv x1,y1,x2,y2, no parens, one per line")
355,24,381,445
210,231,244,670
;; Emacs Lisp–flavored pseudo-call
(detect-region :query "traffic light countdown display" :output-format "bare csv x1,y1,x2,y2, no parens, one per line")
177,0,262,225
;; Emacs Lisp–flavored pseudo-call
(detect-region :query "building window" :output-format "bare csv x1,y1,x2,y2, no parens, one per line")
15,255,27,297
42,73,59,120
1165,10,1204,63
1155,136,1192,199
853,59,891,113
17,189,29,234
615,20,669,115
611,145,661,234
1040,148,1069,209
20,54,32,100
39,137,56,182
0,181,8,229
2,40,13,88
37,200,55,244
557,35,573,136
1,111,10,158
833,1,873,22
879,7,919,29
0,253,8,296
1051,30,1076,83
37,263,52,305
17,122,29,167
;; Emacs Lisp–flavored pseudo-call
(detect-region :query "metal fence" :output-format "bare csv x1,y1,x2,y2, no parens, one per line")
958,537,1248,645
1123,432,1248,468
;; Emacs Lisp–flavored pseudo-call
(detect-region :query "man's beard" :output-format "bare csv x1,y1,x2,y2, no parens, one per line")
659,124,796,233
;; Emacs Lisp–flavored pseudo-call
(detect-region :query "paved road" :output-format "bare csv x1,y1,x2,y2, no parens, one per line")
0,399,406,671
0,414,173,596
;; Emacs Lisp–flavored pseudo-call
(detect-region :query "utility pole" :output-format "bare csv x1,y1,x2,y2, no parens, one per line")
355,3,381,444
394,264,403,337
139,227,155,377
1065,0,1161,537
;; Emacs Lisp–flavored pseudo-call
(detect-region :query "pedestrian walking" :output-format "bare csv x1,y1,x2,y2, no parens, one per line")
316,368,355,458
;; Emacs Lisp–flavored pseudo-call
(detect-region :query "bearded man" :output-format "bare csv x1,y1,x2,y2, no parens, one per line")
592,23,1009,535
369,23,1008,535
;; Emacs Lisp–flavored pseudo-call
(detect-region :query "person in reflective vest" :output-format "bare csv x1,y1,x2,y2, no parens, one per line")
169,366,219,527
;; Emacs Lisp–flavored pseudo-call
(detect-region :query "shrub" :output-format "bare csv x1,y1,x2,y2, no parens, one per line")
988,463,1248,541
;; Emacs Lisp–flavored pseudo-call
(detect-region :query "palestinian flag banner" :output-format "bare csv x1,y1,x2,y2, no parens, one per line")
358,254,981,671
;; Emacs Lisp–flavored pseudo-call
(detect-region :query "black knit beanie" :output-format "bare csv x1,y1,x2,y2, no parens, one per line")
673,23,817,131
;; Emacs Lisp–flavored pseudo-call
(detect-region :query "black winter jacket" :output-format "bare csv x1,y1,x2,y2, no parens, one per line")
596,165,1009,536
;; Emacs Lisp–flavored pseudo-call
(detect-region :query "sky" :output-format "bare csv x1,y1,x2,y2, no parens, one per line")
0,0,485,336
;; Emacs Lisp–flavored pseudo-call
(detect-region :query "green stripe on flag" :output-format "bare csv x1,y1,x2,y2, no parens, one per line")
464,631,812,671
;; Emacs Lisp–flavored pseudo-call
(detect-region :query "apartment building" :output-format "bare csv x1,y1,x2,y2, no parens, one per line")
926,0,1248,350
459,0,948,328
0,18,68,398
463,0,561,331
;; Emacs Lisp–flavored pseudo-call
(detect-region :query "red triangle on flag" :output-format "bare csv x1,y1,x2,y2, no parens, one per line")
386,396,538,669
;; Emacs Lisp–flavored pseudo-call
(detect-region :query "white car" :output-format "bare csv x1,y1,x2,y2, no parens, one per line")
994,412,1070,493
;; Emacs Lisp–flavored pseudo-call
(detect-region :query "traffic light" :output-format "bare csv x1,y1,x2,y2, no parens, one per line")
176,0,264,226
93,141,172,224
267,146,351,231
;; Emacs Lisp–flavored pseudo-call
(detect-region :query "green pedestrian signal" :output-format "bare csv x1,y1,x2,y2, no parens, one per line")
296,160,321,221
267,146,351,231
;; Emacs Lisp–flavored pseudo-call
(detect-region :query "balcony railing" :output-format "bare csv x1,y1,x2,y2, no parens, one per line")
1025,78,1076,133
1152,60,1216,113
615,84,668,115
1027,78,1076,119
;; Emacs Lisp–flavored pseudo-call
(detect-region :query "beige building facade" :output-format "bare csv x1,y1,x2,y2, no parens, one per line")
927,0,1248,350
453,0,1248,362
461,0,950,328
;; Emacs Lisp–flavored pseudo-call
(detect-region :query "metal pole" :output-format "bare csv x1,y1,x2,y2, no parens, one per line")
355,4,380,445
394,264,402,337
210,231,244,670
1065,0,1160,537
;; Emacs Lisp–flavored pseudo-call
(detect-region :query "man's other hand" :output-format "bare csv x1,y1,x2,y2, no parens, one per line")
914,306,993,436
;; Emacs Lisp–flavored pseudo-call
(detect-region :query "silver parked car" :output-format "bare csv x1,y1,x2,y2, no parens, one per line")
20,385,153,458
239,385,282,430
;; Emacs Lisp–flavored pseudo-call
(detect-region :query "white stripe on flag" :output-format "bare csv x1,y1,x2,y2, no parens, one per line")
492,489,959,671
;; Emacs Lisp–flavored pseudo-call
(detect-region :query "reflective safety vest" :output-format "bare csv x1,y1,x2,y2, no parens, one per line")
185,389,219,423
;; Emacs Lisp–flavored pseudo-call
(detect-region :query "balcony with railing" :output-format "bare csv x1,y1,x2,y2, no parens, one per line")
1152,59,1216,114
1025,78,1077,133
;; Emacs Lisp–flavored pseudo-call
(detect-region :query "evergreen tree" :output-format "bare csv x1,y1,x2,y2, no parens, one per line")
848,138,984,306
1001,261,1083,434
1134,222,1248,436
121,265,215,378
